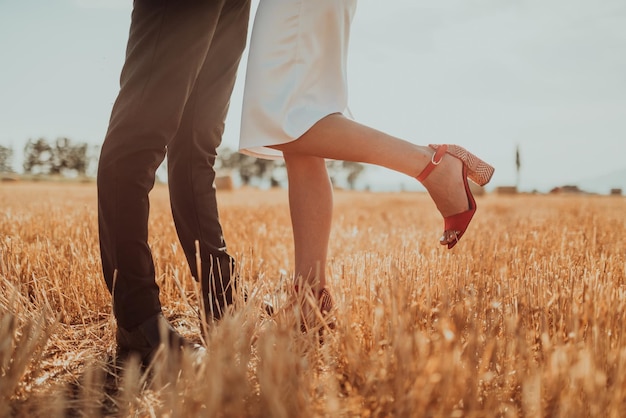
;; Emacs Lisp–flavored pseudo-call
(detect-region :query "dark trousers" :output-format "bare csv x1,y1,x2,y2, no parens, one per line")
97,0,250,330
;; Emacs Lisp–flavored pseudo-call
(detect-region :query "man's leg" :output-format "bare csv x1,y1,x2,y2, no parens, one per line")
167,0,251,322
97,0,227,331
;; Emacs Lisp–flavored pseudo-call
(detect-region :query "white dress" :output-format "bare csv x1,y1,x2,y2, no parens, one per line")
239,0,357,159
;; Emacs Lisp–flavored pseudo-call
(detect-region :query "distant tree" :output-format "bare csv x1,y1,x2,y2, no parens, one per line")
343,161,365,189
326,160,365,190
216,147,365,189
217,147,284,186
23,137,91,176
0,145,14,173
52,137,89,176
23,137,53,175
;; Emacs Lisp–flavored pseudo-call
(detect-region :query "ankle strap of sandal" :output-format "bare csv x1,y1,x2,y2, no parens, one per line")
416,144,448,182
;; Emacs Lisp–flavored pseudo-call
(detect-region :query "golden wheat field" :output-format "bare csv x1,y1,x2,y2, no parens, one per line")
1,181,625,417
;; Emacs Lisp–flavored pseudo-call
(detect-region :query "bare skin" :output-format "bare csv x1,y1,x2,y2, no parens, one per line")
271,113,469,292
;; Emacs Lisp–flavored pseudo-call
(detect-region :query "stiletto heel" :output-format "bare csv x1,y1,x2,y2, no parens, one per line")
416,144,494,249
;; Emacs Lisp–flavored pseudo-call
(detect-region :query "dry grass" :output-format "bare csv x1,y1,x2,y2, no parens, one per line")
1,182,625,417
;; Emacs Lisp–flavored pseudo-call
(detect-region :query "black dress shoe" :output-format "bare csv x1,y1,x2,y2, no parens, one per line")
116,312,200,366
200,261,275,323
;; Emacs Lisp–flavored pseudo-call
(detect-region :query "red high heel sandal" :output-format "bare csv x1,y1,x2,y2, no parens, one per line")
416,144,494,249
295,285,335,332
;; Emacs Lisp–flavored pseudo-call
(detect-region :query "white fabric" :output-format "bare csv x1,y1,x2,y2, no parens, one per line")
239,0,357,160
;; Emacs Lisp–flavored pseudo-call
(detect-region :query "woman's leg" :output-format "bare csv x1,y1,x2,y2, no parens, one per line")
282,153,333,292
273,113,468,223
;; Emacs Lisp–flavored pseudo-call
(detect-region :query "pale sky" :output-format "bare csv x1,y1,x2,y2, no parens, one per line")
1,0,625,192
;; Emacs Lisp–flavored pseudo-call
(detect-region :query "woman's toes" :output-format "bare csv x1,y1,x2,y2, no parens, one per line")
440,230,459,245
